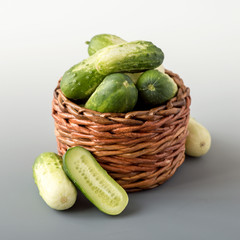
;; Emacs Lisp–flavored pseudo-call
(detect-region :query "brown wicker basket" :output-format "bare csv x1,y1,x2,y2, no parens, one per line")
52,69,191,192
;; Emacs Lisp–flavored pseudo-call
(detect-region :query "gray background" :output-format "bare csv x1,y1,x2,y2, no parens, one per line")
1,0,240,239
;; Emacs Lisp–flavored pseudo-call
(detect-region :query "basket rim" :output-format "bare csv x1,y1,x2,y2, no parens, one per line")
53,69,190,119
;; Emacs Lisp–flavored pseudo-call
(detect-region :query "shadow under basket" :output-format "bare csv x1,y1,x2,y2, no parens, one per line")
52,69,191,192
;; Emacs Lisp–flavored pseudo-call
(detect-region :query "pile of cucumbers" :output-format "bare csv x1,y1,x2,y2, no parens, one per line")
60,34,178,113
33,35,212,215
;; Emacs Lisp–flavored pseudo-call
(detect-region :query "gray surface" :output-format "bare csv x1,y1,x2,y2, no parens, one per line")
1,1,240,239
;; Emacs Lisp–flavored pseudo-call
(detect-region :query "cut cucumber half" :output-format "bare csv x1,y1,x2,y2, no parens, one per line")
63,146,129,215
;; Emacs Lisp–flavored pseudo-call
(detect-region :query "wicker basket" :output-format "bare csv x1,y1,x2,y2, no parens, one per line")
52,69,191,192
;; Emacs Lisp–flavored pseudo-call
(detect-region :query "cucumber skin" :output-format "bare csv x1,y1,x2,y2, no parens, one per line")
136,69,178,106
87,34,126,56
60,56,105,100
95,40,164,75
33,152,77,210
87,35,165,84
185,117,211,157
63,146,129,215
85,73,138,113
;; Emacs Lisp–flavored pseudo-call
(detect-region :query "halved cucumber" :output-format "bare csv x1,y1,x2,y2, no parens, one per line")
63,146,128,215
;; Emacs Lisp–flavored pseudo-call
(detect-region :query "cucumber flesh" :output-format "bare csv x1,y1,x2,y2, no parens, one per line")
63,146,128,215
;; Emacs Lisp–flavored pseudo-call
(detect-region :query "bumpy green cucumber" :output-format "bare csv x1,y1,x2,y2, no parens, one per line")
63,146,129,215
85,73,138,113
86,34,164,84
86,34,126,56
60,40,163,100
136,69,178,106
33,152,77,210
60,55,105,100
95,40,164,75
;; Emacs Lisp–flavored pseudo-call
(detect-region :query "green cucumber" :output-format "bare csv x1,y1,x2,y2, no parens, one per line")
86,34,126,56
86,34,164,84
136,69,178,106
63,146,129,215
95,40,164,75
60,40,163,100
33,152,77,210
85,73,138,113
60,55,105,100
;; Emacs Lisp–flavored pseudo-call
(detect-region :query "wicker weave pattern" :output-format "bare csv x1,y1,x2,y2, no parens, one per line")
52,70,191,192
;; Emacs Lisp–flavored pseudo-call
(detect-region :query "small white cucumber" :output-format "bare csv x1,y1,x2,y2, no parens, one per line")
185,117,211,157
33,152,77,210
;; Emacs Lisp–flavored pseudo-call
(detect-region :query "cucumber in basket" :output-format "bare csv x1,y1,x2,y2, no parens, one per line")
125,66,163,84
86,34,165,84
85,73,138,113
95,40,164,75
63,146,129,215
86,33,126,56
60,40,164,100
60,55,105,100
136,69,178,106
33,152,77,210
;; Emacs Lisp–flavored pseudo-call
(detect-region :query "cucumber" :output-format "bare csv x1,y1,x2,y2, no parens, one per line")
63,146,129,215
60,40,163,100
95,40,164,75
86,34,165,83
85,73,138,113
86,34,126,56
33,152,77,210
60,55,105,100
185,117,211,157
136,69,178,106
